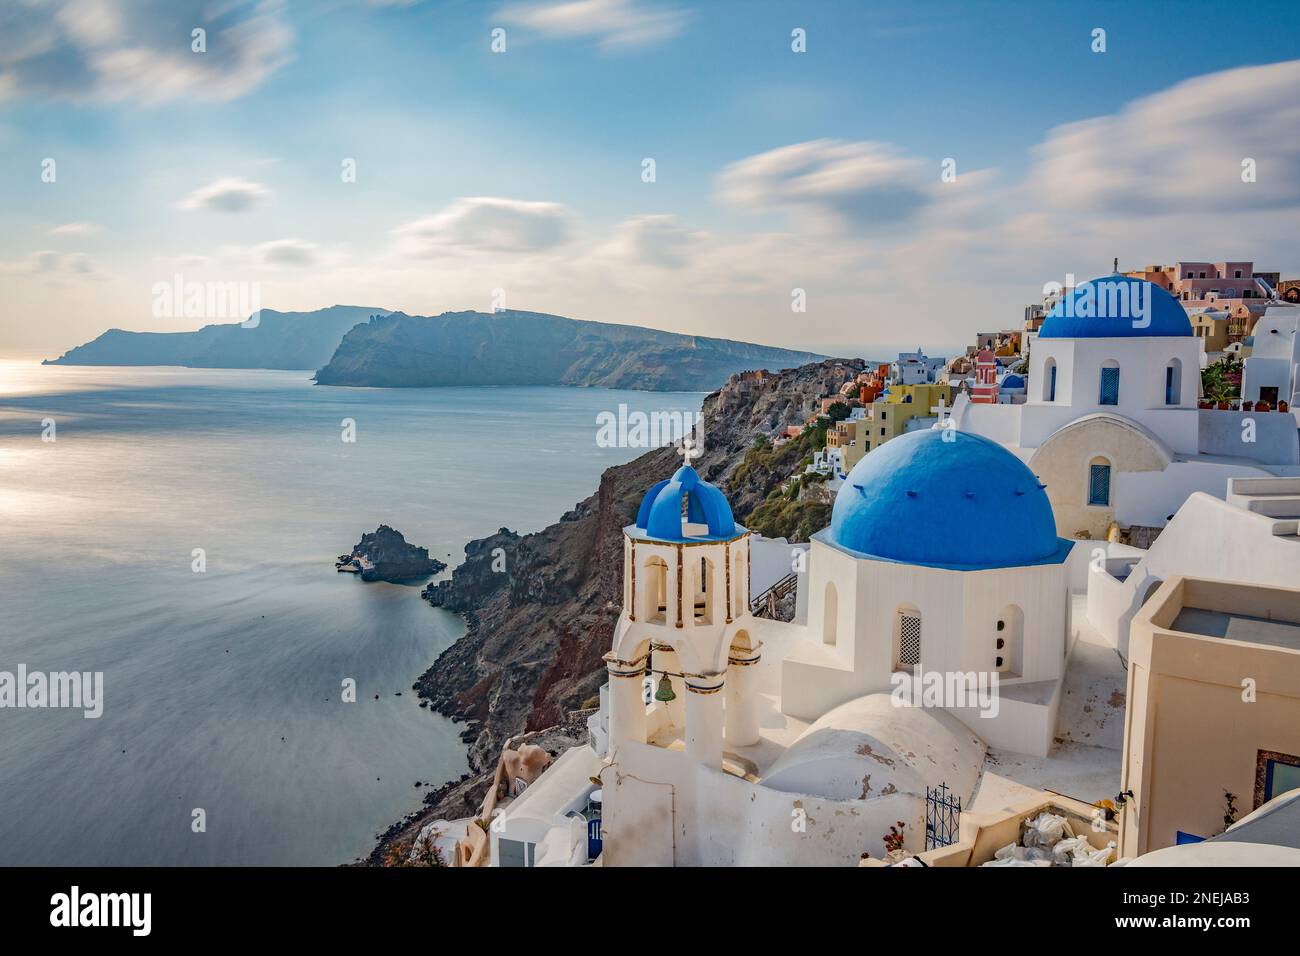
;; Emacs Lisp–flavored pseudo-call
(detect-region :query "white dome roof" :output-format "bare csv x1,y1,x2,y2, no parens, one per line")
760,694,986,802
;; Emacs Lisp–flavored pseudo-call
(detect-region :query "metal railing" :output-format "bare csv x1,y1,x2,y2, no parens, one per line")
750,572,798,619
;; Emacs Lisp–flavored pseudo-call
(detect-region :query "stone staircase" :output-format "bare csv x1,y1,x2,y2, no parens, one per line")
1227,477,1300,537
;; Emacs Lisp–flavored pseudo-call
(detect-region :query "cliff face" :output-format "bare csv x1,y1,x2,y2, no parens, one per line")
313,310,827,391
45,306,384,370
415,358,865,770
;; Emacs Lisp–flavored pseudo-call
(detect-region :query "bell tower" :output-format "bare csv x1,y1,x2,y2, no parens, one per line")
605,461,762,768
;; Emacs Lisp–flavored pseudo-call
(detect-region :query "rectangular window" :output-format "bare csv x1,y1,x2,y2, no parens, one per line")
1099,367,1120,405
1165,366,1176,405
897,613,921,672
1088,463,1111,506
1048,364,1057,401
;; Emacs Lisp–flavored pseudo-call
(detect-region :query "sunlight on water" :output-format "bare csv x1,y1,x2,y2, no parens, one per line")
0,362,702,864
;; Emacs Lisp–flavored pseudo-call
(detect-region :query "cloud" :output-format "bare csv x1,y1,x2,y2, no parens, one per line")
394,197,574,255
254,239,319,268
0,0,292,104
1,249,104,282
498,0,688,50
604,214,701,268
50,221,101,236
1031,58,1300,215
177,177,272,213
717,139,934,234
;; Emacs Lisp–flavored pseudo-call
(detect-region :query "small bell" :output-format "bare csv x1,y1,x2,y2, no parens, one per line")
654,673,676,703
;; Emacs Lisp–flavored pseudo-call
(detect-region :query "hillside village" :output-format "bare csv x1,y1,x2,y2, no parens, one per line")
379,263,1300,869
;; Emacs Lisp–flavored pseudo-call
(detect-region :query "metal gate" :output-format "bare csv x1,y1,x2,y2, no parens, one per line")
925,783,962,850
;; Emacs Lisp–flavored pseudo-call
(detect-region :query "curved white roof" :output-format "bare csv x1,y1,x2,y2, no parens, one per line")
759,693,985,802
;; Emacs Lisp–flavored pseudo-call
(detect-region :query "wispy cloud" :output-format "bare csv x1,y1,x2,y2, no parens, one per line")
1,250,106,283
1031,58,1300,215
718,139,935,235
177,177,272,213
601,214,702,269
0,0,293,104
253,239,320,268
50,221,102,236
394,197,574,255
498,0,688,50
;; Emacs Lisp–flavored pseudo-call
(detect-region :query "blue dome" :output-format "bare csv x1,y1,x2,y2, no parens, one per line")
1039,275,1192,339
635,464,738,542
828,430,1066,570
1001,373,1025,389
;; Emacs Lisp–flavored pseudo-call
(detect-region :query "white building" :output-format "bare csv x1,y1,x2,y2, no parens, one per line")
783,429,1073,757
892,349,947,385
1242,308,1299,409
952,275,1300,538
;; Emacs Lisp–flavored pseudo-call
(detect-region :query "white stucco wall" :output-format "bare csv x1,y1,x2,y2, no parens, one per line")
1197,409,1299,464
1115,459,1279,527
780,536,1068,755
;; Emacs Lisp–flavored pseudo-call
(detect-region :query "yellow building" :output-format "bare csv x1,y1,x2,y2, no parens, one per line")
856,383,954,460
1191,311,1231,353
1120,575,1300,857
825,383,956,472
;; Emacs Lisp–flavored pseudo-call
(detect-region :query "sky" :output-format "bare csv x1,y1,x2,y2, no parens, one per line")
2,0,1299,358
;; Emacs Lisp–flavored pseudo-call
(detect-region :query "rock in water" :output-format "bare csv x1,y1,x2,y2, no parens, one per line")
346,525,446,582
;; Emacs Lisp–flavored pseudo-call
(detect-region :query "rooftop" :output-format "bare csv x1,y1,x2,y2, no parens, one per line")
1170,607,1300,652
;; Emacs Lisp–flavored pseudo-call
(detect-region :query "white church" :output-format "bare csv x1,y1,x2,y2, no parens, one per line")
575,431,1078,866
950,275,1300,538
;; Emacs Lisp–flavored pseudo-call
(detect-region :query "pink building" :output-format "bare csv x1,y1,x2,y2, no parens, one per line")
969,349,999,405
1128,261,1276,309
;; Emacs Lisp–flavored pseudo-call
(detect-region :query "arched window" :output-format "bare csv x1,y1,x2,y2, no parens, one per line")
643,557,668,624
1088,456,1112,507
693,556,714,625
995,606,1024,676
1164,358,1182,405
892,605,921,673
822,582,838,646
1099,360,1120,406
1042,358,1057,402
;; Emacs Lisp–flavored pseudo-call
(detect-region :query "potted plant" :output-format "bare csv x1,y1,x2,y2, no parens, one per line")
882,821,909,863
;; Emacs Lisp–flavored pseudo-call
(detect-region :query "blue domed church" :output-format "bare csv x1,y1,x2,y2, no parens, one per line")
780,428,1073,757
950,275,1299,539
594,435,1073,866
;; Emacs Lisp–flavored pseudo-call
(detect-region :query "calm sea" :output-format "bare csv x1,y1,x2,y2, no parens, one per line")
0,361,701,865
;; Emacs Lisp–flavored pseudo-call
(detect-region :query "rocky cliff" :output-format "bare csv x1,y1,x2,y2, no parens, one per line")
45,305,385,370
313,310,827,391
414,358,865,770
